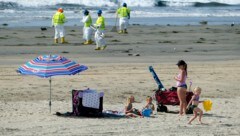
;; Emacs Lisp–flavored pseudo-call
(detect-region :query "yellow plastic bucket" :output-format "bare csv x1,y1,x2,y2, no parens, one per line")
203,100,212,112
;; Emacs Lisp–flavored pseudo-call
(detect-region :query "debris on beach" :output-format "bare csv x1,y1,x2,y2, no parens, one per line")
132,24,140,26
122,49,133,53
136,42,144,44
0,37,8,39
159,31,167,34
235,31,240,34
122,50,130,53
128,53,140,57
195,41,204,43
40,27,47,31
35,36,47,38
159,41,174,43
111,39,120,42
61,51,69,54
199,21,208,25
172,31,179,33
195,37,206,43
2,23,8,26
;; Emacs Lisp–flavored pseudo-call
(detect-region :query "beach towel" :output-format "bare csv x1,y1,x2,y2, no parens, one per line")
82,92,100,109
102,110,125,118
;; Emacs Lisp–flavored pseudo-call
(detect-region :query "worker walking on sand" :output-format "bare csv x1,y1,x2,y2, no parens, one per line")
94,10,106,50
52,8,67,44
117,3,130,34
81,9,93,45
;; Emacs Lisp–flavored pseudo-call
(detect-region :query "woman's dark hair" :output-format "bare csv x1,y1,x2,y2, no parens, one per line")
184,64,188,76
177,60,188,76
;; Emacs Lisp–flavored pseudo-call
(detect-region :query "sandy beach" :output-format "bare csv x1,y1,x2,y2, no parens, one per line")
0,25,240,135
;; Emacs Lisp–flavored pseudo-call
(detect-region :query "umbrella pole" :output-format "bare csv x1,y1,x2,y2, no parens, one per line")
49,77,52,113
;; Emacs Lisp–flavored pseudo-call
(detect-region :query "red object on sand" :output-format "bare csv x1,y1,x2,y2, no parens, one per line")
155,89,193,105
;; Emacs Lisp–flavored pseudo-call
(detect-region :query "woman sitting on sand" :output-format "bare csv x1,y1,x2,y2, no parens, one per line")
174,60,188,116
125,96,142,117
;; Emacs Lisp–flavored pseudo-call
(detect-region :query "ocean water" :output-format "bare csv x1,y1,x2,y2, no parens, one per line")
0,0,240,27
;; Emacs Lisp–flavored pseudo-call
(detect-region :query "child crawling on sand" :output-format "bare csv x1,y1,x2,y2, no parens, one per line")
125,96,142,118
187,87,204,124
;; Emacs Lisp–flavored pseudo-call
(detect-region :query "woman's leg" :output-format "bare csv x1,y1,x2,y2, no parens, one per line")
177,87,183,115
177,87,187,115
182,88,187,114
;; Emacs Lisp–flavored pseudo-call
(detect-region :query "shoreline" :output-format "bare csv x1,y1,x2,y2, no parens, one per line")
1,16,239,28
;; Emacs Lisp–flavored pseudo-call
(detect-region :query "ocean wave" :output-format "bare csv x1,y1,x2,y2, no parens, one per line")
1,0,240,9
155,1,167,7
0,2,21,10
193,2,235,7
155,0,240,7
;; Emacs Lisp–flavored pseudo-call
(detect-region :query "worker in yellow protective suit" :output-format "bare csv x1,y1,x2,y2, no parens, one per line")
94,10,106,50
81,9,93,45
117,3,130,34
52,8,67,44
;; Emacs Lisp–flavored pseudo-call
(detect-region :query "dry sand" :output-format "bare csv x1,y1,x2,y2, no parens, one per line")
0,25,240,135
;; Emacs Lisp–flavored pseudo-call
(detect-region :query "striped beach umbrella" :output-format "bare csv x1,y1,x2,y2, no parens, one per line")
17,54,88,112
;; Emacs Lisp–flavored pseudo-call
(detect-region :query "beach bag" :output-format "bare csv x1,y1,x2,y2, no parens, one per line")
72,89,104,117
157,104,168,112
169,86,177,91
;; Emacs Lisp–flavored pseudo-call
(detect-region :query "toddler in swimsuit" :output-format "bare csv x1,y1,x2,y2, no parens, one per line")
187,87,204,124
143,96,155,114
125,96,142,117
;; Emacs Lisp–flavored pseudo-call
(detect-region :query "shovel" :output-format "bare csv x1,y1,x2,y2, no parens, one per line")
111,2,120,32
111,16,118,32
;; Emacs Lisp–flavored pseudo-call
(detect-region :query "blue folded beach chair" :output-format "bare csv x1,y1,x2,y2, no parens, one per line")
149,66,164,90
